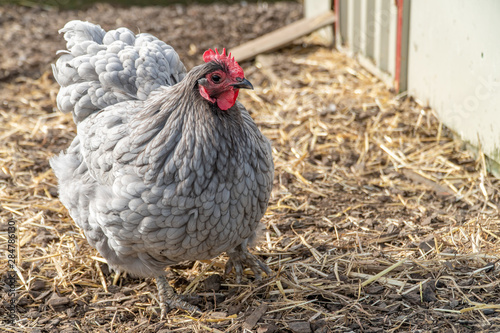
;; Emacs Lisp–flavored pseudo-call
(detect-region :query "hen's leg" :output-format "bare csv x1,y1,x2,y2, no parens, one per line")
155,275,200,319
225,243,271,283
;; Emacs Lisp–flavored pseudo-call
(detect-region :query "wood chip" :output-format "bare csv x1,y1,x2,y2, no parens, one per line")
243,304,269,330
47,294,71,307
288,321,312,333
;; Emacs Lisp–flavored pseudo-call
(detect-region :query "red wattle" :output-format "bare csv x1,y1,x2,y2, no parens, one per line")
217,89,239,110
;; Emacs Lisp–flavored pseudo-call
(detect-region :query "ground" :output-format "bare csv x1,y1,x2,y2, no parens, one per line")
1,2,500,333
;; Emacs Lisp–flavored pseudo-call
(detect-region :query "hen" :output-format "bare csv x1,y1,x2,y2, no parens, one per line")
50,20,274,316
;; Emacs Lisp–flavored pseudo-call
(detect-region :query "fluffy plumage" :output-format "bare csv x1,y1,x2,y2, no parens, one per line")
51,20,273,315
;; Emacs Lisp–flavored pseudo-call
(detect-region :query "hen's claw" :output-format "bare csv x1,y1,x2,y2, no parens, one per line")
225,244,271,284
155,275,201,319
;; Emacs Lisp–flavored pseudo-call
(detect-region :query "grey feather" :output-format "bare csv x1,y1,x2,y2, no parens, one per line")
51,21,274,279
52,20,186,123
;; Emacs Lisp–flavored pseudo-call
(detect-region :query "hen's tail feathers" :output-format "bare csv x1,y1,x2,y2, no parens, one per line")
52,20,187,123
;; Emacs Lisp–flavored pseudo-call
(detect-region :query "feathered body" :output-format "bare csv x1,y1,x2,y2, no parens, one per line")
51,21,274,280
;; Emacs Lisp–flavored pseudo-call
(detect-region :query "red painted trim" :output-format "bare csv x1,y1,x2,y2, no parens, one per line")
395,0,404,92
334,0,340,47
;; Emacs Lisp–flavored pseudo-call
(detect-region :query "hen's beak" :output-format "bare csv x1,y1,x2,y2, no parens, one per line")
231,78,253,90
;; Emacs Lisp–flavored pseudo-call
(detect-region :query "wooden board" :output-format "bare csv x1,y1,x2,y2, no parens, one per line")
230,11,336,62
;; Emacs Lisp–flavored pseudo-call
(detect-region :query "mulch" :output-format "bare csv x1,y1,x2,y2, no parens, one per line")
1,2,500,332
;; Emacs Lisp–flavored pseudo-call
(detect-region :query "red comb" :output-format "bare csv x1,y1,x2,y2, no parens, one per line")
203,48,232,63
203,48,244,77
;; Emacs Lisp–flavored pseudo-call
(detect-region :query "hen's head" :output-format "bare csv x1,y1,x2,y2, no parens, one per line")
197,48,253,111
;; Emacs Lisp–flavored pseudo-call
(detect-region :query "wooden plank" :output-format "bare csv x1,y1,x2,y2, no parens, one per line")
373,0,382,70
360,0,367,54
230,11,336,62
347,0,354,49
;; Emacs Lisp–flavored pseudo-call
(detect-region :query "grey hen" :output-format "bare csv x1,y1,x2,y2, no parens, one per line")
50,20,274,316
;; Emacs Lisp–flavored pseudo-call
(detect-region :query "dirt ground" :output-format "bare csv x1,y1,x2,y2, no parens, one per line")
2,2,500,333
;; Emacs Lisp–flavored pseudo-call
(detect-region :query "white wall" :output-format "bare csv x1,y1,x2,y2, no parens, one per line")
408,0,500,162
305,0,333,44
335,0,400,88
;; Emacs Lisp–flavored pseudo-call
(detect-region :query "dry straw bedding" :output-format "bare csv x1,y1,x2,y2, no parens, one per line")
1,30,500,333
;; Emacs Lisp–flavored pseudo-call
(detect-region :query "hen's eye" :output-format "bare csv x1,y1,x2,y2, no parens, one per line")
212,74,221,83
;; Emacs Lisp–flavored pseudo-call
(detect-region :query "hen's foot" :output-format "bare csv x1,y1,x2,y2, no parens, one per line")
155,275,201,319
225,244,271,284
